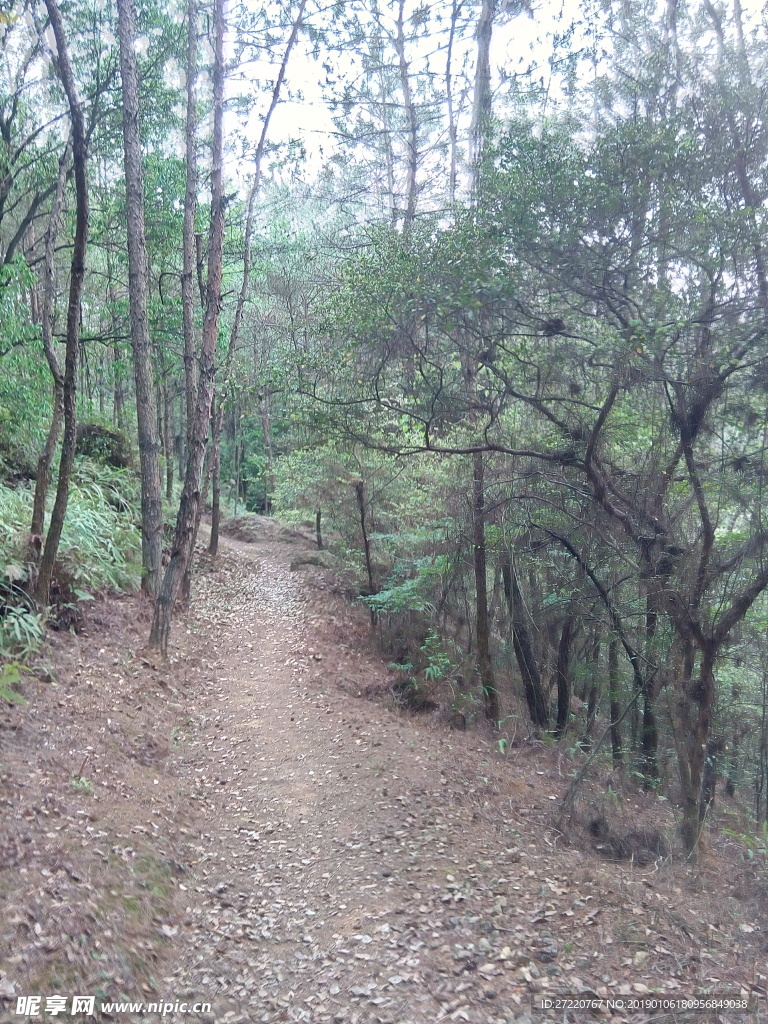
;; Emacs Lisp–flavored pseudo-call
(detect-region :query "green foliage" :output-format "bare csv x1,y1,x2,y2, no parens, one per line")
76,423,133,469
0,257,37,357
723,824,768,863
57,461,142,593
0,607,44,659
0,460,141,633
0,662,28,706
363,557,449,615
420,628,454,682
0,342,52,482
71,775,94,795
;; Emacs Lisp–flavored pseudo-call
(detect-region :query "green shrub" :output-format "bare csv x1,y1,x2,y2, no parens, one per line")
0,661,27,706
75,423,134,469
0,458,141,644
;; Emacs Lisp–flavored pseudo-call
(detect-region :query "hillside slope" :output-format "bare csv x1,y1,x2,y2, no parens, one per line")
0,527,764,1023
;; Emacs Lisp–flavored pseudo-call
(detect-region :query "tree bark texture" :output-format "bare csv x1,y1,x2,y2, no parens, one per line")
31,139,70,539
608,636,623,768
473,452,498,722
468,0,495,176
555,616,574,738
315,507,323,550
163,384,174,500
208,406,222,556
394,0,418,229
445,0,460,205
117,0,163,595
354,479,376,605
35,0,88,608
182,0,199,447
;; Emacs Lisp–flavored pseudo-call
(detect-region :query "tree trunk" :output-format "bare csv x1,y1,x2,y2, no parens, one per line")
208,406,222,556
234,438,241,516
555,616,574,738
315,507,323,550
394,0,418,229
641,687,660,785
354,479,375,603
163,383,174,500
117,0,163,595
31,389,63,541
35,0,88,608
260,396,274,513
31,140,70,539
582,632,600,746
445,0,460,205
473,452,498,723
675,642,717,859
502,553,549,729
468,0,495,179
148,0,225,656
112,344,126,429
182,0,199,448
608,636,623,768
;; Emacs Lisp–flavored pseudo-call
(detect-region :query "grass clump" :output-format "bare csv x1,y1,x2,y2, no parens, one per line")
0,457,141,656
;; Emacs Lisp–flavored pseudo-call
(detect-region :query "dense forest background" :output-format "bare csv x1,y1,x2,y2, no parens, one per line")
1,0,768,859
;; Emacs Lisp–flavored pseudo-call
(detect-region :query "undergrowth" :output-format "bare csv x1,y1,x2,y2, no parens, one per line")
0,458,141,662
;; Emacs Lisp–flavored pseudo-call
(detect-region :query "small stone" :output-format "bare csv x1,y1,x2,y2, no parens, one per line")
536,945,558,964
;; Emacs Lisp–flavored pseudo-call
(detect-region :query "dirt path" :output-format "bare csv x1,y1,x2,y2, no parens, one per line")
1,529,764,1024
168,534,542,1024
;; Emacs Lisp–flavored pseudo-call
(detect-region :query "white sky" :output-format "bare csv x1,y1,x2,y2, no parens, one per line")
216,0,768,198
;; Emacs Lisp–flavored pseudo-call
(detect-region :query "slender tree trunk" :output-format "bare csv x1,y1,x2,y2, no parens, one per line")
233,435,240,516
582,631,600,746
315,507,323,550
32,390,63,541
555,616,574,738
758,677,768,822
177,411,185,482
260,396,274,513
209,416,221,556
149,0,225,656
394,0,418,229
36,0,88,608
641,686,659,784
468,0,495,181
445,0,460,205
608,636,623,768
465,0,498,724
31,140,70,539
502,553,549,728
354,480,375,600
112,345,125,429
117,0,163,594
182,0,199,447
163,383,174,500
473,452,498,722
677,643,717,859
98,352,105,417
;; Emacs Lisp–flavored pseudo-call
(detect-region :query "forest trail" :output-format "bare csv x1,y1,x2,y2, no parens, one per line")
165,530,545,1024
0,526,764,1024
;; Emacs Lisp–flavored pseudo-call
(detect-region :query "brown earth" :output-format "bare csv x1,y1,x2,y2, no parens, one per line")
0,525,766,1024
